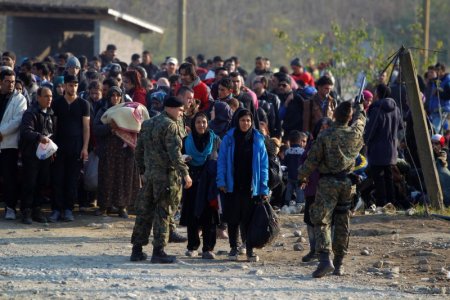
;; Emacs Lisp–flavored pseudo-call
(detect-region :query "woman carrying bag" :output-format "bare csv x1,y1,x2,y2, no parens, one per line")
93,86,141,218
217,109,269,262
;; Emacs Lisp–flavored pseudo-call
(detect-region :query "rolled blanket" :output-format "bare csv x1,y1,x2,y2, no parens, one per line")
101,102,150,148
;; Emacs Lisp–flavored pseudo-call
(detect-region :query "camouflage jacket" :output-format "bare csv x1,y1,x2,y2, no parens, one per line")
135,111,189,178
298,103,366,181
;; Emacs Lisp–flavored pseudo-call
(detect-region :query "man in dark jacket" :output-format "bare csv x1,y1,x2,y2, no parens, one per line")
253,76,281,138
19,86,56,224
230,72,259,129
364,84,403,207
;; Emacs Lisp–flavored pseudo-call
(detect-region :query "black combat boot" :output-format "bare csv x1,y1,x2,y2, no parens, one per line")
332,255,345,276
130,244,148,262
312,252,335,278
150,247,177,264
302,250,318,262
22,208,33,225
32,207,47,223
169,230,187,243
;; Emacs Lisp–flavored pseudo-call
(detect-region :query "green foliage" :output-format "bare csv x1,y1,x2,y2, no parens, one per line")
275,20,389,98
413,204,450,217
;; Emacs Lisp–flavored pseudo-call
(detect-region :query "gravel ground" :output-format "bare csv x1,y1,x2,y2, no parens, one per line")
0,211,448,299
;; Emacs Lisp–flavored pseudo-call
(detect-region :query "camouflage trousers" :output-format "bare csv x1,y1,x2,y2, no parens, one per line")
131,171,182,248
310,176,352,256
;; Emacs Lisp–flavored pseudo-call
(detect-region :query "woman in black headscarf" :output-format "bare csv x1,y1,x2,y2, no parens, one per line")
93,86,140,218
180,112,221,259
217,109,269,262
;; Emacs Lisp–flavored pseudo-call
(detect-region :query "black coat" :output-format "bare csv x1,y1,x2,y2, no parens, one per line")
364,97,403,166
19,104,56,159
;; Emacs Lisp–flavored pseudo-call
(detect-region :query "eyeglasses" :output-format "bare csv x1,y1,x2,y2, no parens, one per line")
3,80,15,85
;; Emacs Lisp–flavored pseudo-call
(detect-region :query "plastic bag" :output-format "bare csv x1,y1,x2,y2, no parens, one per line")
35,139,58,160
83,151,99,192
246,200,280,249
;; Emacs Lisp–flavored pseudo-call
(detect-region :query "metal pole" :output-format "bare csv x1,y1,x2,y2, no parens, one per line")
423,0,430,66
177,0,186,63
399,47,444,210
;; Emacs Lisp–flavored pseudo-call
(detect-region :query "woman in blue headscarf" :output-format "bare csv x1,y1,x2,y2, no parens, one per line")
180,112,221,259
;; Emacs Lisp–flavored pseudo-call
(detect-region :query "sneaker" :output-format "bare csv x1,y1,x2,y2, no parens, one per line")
48,210,61,223
32,208,47,223
63,209,75,222
247,254,260,262
4,207,16,220
185,250,199,257
202,251,216,259
78,206,89,212
289,200,296,207
118,207,129,219
238,243,247,255
169,230,187,243
216,228,229,239
247,249,259,262
228,248,239,261
22,209,33,225
173,211,181,221
94,208,108,217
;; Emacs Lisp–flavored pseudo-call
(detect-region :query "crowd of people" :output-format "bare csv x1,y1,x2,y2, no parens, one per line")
1,44,450,277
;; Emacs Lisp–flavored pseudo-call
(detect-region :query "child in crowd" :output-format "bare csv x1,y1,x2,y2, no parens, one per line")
283,130,308,206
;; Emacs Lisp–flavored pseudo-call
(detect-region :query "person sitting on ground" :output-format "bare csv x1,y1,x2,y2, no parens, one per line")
431,134,450,206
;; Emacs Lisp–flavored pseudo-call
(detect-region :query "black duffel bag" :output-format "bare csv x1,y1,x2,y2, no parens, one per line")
246,199,280,249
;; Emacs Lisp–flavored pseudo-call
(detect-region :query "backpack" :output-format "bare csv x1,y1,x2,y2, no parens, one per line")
268,155,283,190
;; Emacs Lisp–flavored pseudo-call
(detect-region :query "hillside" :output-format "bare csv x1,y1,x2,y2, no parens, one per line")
0,0,448,69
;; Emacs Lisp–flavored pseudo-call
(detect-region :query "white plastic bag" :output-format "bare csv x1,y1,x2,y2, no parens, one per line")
84,151,99,192
36,139,58,160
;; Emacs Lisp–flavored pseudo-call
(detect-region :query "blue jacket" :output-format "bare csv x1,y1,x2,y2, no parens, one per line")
428,73,450,113
283,144,305,180
217,128,269,196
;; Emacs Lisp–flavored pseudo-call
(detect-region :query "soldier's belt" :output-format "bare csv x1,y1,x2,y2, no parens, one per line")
320,172,349,181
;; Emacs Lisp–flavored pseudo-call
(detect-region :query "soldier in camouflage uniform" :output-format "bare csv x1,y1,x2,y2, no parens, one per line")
130,96,192,264
298,100,366,278
164,86,194,244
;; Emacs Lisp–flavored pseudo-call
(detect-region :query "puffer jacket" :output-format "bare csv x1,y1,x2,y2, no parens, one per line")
0,91,27,149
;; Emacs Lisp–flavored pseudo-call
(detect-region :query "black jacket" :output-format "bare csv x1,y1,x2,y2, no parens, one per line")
19,104,56,158
258,90,281,138
364,97,403,166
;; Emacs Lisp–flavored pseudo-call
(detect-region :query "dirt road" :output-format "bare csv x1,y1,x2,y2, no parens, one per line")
0,211,448,299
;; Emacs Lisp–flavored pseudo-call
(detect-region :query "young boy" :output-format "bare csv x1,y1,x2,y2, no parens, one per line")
284,130,308,206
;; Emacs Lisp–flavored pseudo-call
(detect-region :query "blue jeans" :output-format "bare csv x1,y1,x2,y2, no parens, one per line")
285,179,305,205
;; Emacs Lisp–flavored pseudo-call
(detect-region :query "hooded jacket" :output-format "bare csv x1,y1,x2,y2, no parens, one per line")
217,127,269,196
0,91,27,149
364,97,403,166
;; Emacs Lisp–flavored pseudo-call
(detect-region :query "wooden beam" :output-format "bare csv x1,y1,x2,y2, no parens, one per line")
399,47,444,210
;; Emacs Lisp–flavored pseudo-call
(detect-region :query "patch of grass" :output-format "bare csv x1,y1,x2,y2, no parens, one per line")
413,204,450,217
